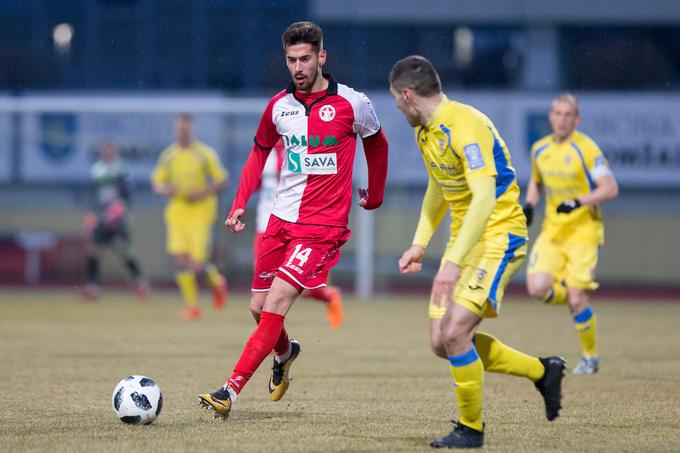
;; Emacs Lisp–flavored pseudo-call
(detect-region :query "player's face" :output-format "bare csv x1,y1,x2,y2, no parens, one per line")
99,143,118,162
549,100,580,142
390,85,421,127
285,43,326,92
175,118,194,145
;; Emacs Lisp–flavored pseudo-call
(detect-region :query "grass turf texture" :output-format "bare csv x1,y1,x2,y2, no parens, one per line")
1,289,679,452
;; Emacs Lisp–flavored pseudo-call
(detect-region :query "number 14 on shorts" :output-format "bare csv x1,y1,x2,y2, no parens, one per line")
285,244,312,275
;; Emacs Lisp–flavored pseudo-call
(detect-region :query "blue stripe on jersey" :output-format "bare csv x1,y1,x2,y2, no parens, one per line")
570,142,596,191
573,305,594,324
438,124,460,158
492,132,516,198
534,143,549,160
449,346,480,367
488,233,527,310
417,126,425,142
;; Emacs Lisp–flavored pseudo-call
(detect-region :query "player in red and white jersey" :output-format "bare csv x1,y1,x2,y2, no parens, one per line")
253,139,344,329
199,21,388,419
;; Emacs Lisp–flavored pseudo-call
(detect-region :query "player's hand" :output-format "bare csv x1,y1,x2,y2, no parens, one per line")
225,208,246,233
522,203,534,226
358,188,370,208
399,244,425,274
156,184,176,197
104,200,127,227
186,188,207,202
83,212,98,233
431,261,461,309
556,199,581,214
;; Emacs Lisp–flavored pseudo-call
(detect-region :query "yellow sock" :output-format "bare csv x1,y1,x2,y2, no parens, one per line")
474,332,545,381
573,305,598,356
543,282,567,305
449,347,484,432
203,263,222,288
175,271,198,308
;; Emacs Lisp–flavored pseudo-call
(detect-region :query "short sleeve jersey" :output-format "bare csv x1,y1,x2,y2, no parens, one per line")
151,140,228,221
416,96,527,242
530,130,610,245
253,74,381,227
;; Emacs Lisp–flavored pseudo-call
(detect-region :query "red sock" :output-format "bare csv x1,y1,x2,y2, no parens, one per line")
227,311,284,394
273,327,290,356
304,287,332,303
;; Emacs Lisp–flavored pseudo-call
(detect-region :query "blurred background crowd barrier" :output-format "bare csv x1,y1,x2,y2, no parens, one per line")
1,0,679,296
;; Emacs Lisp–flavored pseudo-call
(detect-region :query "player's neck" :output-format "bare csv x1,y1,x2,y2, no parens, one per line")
420,93,444,127
178,140,192,149
552,132,573,144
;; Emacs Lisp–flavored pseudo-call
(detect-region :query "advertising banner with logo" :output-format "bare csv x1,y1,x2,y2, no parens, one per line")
371,92,680,188
0,109,11,183
11,94,680,188
17,96,263,183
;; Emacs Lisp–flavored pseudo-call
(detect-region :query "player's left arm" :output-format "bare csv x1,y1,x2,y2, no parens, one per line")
557,147,619,213
359,130,388,210
353,91,388,210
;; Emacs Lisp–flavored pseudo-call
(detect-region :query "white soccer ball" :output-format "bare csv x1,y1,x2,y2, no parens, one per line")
111,375,163,425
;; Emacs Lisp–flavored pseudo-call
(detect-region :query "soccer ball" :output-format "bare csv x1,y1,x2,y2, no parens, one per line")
111,375,163,425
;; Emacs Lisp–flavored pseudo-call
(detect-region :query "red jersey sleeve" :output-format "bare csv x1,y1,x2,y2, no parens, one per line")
361,129,389,210
253,91,284,150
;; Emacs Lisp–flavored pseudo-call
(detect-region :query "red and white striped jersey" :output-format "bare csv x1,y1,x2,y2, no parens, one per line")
250,75,382,227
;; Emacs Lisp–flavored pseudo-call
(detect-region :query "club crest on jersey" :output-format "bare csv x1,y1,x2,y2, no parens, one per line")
565,155,572,164
464,143,485,170
288,151,337,175
439,138,446,153
319,105,336,122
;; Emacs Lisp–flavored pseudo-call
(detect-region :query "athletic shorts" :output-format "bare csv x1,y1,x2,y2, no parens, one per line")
166,217,213,263
93,221,129,247
253,232,265,271
429,233,527,320
527,232,599,290
252,215,351,292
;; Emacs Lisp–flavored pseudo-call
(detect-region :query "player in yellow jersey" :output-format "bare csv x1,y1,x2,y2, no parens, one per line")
390,55,565,449
523,94,619,375
151,114,229,320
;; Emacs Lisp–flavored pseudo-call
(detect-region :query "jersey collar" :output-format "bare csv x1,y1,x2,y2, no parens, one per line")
286,73,338,96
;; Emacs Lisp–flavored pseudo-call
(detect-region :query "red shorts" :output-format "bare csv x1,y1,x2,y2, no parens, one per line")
252,215,351,292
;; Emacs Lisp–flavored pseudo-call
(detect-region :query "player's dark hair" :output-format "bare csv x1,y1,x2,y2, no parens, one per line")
389,55,442,97
177,113,193,122
282,21,324,53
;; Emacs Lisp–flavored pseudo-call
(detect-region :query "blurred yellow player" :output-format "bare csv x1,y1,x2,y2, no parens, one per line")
391,55,565,449
523,93,619,375
151,114,229,320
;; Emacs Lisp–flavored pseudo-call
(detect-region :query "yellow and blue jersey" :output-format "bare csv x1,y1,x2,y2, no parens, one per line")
151,140,228,223
416,96,527,242
531,130,609,245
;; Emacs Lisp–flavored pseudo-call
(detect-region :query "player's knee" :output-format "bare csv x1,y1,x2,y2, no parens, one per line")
430,340,448,359
527,277,552,300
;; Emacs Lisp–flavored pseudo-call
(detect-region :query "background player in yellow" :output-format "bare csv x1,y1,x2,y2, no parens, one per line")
523,94,619,375
391,55,566,449
151,113,229,320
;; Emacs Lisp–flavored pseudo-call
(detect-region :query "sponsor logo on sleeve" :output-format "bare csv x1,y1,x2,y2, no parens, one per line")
464,143,485,170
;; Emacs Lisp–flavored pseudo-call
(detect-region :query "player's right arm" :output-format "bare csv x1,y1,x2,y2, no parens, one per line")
399,177,447,274
523,142,544,226
151,148,176,197
226,95,282,233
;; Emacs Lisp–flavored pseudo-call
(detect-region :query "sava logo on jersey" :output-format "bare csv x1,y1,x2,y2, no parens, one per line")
288,152,338,175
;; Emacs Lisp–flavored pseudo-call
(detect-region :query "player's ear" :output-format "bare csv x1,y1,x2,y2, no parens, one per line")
403,88,415,103
318,49,327,66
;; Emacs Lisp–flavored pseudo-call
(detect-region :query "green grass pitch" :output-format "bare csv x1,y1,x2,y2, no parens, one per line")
1,289,679,452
